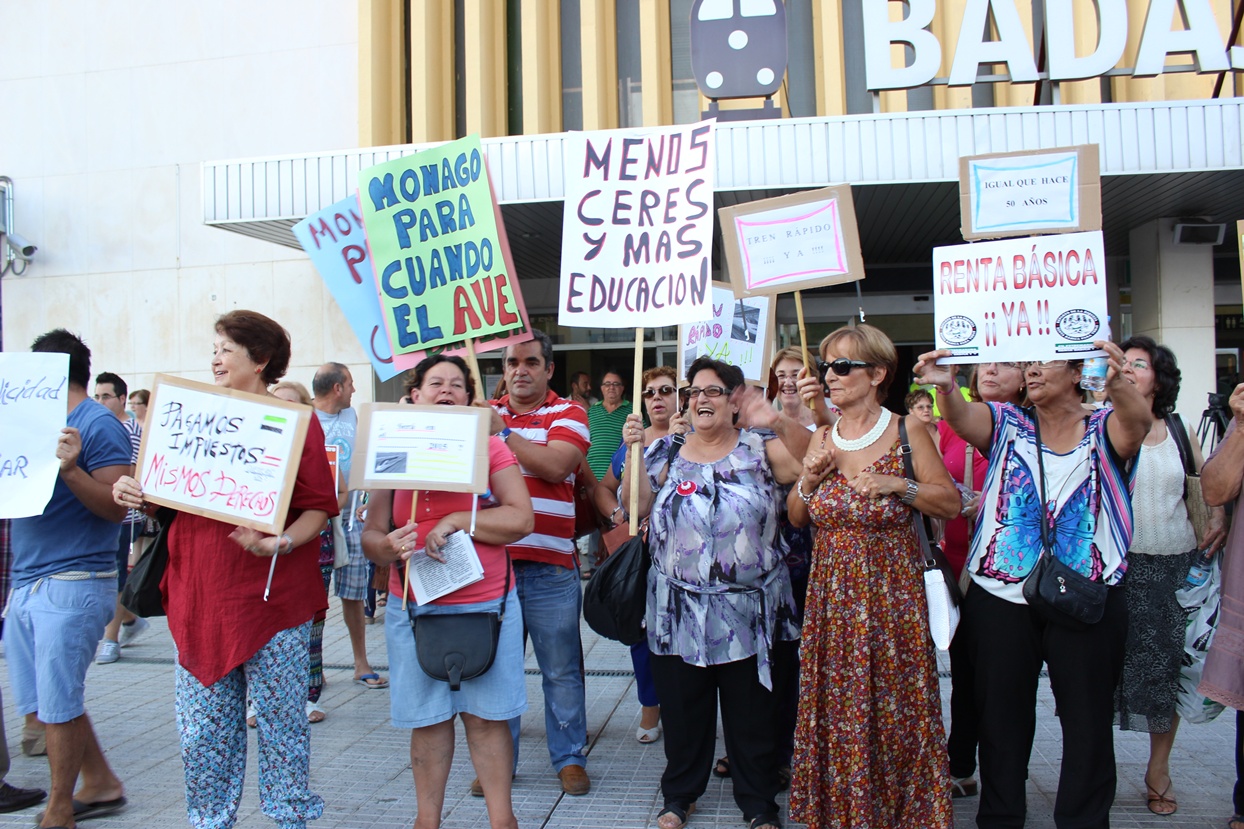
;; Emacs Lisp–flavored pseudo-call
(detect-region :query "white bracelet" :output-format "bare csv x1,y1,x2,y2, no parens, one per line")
278,533,294,555
797,476,814,504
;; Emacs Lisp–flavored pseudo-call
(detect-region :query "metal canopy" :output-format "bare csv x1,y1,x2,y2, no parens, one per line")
203,99,1244,282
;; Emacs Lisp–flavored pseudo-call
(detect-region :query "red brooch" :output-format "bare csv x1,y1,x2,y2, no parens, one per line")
676,480,697,497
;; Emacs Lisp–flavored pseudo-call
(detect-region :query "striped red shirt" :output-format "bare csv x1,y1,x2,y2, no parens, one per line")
493,390,591,567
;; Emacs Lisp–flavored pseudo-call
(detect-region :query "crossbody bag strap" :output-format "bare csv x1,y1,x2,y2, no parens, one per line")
1165,414,1195,501
1031,410,1052,558
897,419,935,563
498,550,510,619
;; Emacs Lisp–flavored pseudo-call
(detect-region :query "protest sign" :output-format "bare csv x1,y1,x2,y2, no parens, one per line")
359,135,524,356
719,185,865,298
0,353,68,519
960,145,1101,241
1237,220,1244,302
933,230,1109,365
293,196,417,381
137,375,312,534
678,285,774,383
558,121,716,328
325,444,339,491
351,404,490,494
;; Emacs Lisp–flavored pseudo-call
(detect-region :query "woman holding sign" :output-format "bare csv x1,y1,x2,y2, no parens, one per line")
361,354,534,829
620,355,810,829
786,325,961,829
112,310,338,829
914,343,1151,829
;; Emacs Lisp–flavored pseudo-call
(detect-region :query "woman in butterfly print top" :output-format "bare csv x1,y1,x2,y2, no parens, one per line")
784,325,961,829
916,342,1152,829
1113,337,1226,816
619,356,811,829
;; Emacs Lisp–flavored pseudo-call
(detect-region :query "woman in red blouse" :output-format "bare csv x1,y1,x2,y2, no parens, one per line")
113,311,338,829
363,355,533,829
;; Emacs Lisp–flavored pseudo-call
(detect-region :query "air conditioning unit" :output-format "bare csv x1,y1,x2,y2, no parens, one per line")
1173,221,1226,246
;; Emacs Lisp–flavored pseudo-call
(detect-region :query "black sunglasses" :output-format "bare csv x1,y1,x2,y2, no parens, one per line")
817,358,874,377
642,385,677,399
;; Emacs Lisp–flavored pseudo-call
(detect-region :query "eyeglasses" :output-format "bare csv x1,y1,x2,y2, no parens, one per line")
1121,358,1151,371
93,393,119,401
679,385,729,401
980,361,1023,371
1027,360,1069,372
818,358,873,377
600,381,624,388
642,385,677,399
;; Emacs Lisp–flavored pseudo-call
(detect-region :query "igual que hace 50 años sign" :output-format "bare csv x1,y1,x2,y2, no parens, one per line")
865,0,1244,91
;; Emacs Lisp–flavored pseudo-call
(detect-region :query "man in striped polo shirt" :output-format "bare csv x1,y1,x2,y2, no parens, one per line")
489,330,593,796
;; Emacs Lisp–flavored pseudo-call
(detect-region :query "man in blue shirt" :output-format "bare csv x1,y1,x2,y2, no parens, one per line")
6,330,131,828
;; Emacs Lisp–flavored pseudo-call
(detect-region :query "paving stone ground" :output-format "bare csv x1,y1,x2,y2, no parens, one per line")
0,597,1238,828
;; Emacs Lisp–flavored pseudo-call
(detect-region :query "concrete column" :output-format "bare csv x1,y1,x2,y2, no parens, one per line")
1128,218,1218,426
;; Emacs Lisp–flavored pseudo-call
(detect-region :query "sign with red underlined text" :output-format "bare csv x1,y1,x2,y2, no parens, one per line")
136,375,311,534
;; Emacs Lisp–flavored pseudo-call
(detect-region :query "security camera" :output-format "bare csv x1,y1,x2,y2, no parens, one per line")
5,232,36,261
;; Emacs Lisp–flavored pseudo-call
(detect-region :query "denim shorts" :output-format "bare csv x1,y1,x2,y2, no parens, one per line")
386,589,527,729
333,536,369,602
5,576,115,722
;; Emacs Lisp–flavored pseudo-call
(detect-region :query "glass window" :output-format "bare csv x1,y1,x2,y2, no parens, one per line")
561,0,584,130
671,0,700,123
617,1,643,126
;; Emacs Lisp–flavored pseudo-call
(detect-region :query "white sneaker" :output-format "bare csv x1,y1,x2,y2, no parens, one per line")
96,640,120,664
118,617,150,647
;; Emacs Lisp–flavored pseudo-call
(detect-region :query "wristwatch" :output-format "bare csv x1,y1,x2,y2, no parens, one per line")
498,427,513,442
900,479,919,505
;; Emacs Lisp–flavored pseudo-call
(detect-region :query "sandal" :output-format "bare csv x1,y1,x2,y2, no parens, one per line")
656,802,696,829
712,756,730,778
1145,777,1177,816
777,765,791,791
1229,815,1244,829
246,702,257,729
951,776,979,798
306,701,326,723
748,813,781,829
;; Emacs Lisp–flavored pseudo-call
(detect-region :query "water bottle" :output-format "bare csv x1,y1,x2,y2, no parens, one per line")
1080,356,1108,391
1185,548,1215,589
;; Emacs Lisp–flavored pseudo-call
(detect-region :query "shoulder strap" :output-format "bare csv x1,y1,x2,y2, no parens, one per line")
1166,413,1196,477
897,418,933,561
1032,414,1051,557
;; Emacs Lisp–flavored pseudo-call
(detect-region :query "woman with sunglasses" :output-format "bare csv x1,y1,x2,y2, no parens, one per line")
593,366,688,744
620,356,810,829
936,361,1026,801
1113,336,1226,815
915,343,1151,829
785,325,960,829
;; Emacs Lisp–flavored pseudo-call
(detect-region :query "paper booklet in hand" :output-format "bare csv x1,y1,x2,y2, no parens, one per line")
408,531,485,605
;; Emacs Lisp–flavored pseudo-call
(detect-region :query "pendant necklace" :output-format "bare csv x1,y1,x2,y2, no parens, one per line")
831,407,892,452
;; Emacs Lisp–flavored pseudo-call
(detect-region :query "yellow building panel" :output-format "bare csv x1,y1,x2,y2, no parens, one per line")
994,0,1037,108
463,0,508,137
358,0,406,146
581,0,619,130
409,0,455,142
933,0,974,109
811,0,847,116
640,0,674,126
521,0,563,134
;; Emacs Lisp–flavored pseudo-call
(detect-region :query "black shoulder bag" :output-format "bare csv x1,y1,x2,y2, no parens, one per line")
409,546,509,691
121,507,177,618
1020,413,1108,629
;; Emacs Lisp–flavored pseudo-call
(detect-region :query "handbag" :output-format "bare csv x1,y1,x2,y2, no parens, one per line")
409,554,509,691
898,420,960,649
583,532,651,645
330,516,350,569
1020,412,1109,629
1167,413,1210,546
120,507,177,618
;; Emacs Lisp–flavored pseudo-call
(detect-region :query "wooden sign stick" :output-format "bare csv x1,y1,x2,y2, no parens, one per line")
463,339,487,402
794,289,814,410
402,491,419,611
629,327,644,536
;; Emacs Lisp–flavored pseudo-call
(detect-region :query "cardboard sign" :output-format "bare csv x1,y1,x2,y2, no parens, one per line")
718,186,865,298
351,404,490,493
0,353,68,519
359,135,524,355
932,230,1109,365
137,375,312,534
960,145,1101,241
678,285,775,383
293,196,417,381
558,121,716,328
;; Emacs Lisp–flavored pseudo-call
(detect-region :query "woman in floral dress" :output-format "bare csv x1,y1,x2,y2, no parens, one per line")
786,325,961,829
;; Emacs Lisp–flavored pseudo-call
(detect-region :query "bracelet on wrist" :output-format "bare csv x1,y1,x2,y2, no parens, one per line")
797,475,814,504
900,479,919,505
278,533,294,555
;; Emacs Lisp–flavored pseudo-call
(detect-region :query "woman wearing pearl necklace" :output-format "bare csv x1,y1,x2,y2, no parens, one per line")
785,324,961,829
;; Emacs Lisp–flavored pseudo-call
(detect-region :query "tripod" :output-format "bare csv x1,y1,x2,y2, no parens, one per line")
1197,392,1232,452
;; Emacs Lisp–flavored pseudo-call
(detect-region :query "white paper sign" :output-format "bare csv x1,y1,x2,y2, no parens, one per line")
137,375,311,533
933,231,1109,365
352,404,489,493
678,286,774,382
408,530,485,604
968,152,1079,234
0,353,68,519
558,121,716,328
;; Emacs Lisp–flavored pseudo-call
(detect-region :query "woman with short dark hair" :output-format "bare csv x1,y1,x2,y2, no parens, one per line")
1113,335,1226,815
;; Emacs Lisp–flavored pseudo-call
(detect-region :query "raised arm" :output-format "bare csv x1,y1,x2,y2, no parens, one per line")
914,349,994,452
1097,340,1153,460
1202,385,1244,507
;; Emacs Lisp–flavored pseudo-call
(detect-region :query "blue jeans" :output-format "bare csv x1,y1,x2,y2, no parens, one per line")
508,560,588,772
